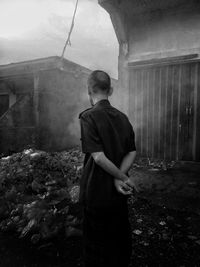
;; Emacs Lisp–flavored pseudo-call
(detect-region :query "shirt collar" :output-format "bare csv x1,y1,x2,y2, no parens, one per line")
93,99,111,108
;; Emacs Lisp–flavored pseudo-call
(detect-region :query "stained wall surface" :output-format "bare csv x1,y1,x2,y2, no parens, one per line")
128,7,200,61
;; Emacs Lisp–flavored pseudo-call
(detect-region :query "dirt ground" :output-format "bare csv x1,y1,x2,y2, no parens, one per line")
0,162,200,267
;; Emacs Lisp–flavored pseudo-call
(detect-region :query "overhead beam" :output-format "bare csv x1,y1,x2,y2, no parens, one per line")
98,0,127,45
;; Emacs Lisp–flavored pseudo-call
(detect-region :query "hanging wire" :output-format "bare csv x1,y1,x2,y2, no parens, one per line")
61,0,79,60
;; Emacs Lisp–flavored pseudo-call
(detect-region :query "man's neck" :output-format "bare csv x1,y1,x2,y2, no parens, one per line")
92,95,108,105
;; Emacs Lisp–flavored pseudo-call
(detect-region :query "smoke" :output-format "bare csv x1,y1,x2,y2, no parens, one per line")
0,0,118,78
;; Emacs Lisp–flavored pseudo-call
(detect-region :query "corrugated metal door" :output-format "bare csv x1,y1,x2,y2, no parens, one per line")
129,61,200,161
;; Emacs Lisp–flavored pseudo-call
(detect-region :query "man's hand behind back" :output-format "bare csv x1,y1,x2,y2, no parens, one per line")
114,175,139,195
125,177,139,193
114,179,132,195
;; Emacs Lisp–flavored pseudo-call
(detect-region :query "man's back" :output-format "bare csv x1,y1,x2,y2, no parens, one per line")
79,99,136,209
80,71,135,267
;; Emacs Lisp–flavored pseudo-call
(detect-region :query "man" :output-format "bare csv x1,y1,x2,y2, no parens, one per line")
79,70,137,267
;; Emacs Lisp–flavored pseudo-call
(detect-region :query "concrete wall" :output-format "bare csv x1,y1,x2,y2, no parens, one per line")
128,7,200,61
0,58,118,153
37,69,89,151
38,69,118,151
105,4,200,117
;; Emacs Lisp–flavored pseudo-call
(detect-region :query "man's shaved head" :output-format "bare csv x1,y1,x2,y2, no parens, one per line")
88,70,111,94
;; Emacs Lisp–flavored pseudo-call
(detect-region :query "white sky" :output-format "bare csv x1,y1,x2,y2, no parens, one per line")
0,0,119,78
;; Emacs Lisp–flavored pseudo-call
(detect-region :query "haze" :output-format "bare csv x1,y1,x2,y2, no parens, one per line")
0,0,118,78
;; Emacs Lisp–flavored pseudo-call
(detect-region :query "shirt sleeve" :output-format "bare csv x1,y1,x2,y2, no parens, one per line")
80,114,103,154
128,124,136,152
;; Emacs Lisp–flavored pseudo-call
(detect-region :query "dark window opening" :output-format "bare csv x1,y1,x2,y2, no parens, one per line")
0,94,9,117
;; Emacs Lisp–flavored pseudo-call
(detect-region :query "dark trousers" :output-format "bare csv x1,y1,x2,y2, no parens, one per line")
82,205,132,267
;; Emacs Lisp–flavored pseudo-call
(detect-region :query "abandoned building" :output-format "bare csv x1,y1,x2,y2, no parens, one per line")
99,0,200,161
0,56,118,154
0,57,91,154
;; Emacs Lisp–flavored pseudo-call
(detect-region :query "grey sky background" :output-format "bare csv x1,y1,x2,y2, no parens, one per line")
0,0,119,78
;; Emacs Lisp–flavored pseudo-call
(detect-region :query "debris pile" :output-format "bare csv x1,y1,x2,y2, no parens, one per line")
0,148,83,244
132,158,176,171
128,196,200,266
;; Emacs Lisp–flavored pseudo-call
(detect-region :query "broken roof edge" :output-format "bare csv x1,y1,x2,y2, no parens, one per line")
0,56,92,78
0,56,118,81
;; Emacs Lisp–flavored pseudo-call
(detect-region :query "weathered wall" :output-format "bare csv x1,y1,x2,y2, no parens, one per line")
36,65,119,151
37,69,89,151
109,4,200,116
0,57,118,153
128,7,200,61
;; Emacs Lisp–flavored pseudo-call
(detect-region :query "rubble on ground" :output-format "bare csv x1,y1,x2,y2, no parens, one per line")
128,196,200,266
0,148,83,244
132,157,176,171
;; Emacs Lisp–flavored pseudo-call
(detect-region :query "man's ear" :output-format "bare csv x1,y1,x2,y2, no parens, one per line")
108,86,113,96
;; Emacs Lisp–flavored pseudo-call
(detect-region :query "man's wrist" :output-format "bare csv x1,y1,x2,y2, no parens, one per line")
117,172,128,182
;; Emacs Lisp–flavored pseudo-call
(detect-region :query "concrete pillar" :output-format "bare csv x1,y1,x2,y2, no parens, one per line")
99,0,129,114
118,43,129,115
33,73,40,126
33,73,40,147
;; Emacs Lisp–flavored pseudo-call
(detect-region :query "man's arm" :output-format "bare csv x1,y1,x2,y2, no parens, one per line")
92,152,129,182
118,150,138,192
120,151,136,174
92,151,136,194
92,152,132,194
120,151,139,192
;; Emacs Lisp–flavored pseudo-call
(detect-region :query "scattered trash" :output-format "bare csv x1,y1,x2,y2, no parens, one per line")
188,182,197,186
187,235,197,240
166,216,174,222
20,219,37,238
132,158,177,171
65,226,82,238
159,221,166,226
133,229,143,235
148,230,154,235
38,243,53,250
140,241,149,246
149,168,160,172
31,233,41,244
195,240,200,246
162,233,170,240
69,185,80,203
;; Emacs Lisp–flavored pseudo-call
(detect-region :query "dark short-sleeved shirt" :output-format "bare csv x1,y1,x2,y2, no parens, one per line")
79,99,136,209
